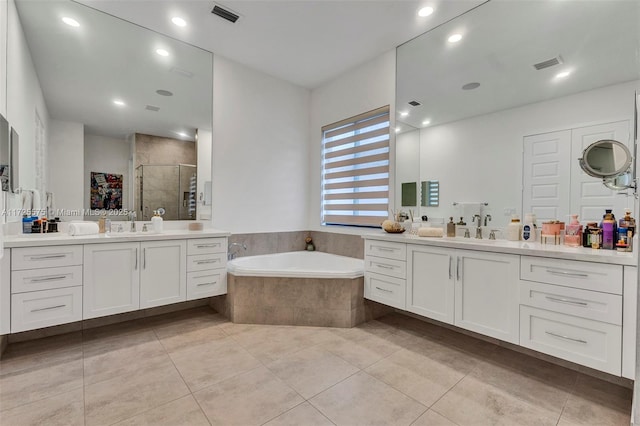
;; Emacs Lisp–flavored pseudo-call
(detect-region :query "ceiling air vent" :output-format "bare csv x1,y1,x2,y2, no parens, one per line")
408,100,421,107
533,55,564,71
145,105,160,112
211,4,240,23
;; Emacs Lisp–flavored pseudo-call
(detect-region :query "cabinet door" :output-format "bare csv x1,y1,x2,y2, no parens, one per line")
84,242,140,319
0,250,10,334
455,250,519,343
622,266,637,379
140,240,186,309
407,245,454,324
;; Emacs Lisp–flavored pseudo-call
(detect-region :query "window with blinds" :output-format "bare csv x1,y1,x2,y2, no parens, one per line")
321,105,390,227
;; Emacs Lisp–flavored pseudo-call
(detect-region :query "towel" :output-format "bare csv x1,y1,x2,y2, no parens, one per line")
418,227,444,237
68,221,99,236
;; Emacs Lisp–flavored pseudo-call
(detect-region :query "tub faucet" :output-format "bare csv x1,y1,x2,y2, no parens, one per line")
228,242,247,260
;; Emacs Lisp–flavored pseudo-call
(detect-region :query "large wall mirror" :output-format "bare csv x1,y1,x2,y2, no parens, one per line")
396,0,640,226
7,0,213,222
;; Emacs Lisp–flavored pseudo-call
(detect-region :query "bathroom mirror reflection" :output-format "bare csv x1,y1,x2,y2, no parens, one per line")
396,0,640,226
0,114,9,192
9,0,213,221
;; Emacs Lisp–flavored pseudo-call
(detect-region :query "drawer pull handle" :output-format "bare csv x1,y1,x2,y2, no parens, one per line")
545,296,588,306
375,286,393,293
193,274,216,279
376,247,396,252
30,275,69,283
31,304,66,313
448,256,453,279
29,254,67,260
545,331,587,344
196,259,219,264
197,282,216,287
375,264,393,270
196,243,220,248
546,269,589,278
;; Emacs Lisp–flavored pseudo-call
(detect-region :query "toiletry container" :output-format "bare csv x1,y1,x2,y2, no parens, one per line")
507,215,521,241
564,214,582,247
522,213,537,242
602,211,616,250
447,217,456,237
616,227,629,252
620,209,635,251
22,215,33,234
98,215,106,233
152,210,163,233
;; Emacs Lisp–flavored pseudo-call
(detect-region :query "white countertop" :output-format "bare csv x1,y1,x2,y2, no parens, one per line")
3,229,230,248
364,231,638,266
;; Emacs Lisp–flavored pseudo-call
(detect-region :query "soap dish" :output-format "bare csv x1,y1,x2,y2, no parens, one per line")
188,222,204,231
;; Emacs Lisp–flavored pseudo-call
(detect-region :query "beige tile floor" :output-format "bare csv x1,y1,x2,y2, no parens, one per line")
0,306,632,426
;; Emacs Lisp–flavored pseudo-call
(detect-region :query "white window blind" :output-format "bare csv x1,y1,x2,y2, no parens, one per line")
322,105,390,227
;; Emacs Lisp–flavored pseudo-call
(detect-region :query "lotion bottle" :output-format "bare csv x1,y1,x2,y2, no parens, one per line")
507,215,521,241
522,213,537,242
151,210,163,233
564,214,582,247
602,211,616,250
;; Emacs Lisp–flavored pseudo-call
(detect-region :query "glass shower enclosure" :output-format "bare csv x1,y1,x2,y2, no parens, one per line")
135,164,197,220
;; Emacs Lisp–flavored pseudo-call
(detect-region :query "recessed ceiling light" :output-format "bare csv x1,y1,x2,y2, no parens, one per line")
422,119,431,126
156,48,169,57
156,89,174,97
448,33,463,43
555,70,571,79
177,132,189,138
62,17,80,27
113,99,125,106
418,6,434,17
400,111,409,117
462,82,481,90
171,17,187,27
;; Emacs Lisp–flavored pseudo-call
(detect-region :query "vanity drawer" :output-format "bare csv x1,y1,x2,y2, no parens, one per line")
11,286,82,333
187,253,226,272
187,238,226,255
12,265,83,294
187,269,227,300
520,256,622,294
364,272,406,310
365,240,406,261
12,245,83,270
365,255,406,279
520,305,621,375
519,281,621,325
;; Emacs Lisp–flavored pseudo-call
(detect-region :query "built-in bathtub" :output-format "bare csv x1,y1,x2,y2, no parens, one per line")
222,251,391,327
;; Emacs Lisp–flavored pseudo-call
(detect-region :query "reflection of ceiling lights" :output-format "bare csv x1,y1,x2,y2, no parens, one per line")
418,6,434,17
555,70,571,79
462,82,480,90
400,111,409,117
422,119,431,126
177,132,189,138
395,127,401,133
448,34,462,43
113,99,125,106
156,48,169,57
171,17,187,27
62,17,80,27
156,89,174,96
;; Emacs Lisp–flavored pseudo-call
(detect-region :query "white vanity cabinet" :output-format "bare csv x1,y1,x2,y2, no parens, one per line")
186,238,227,300
83,242,140,319
406,245,519,343
519,256,623,375
364,240,407,309
11,245,84,332
140,240,187,308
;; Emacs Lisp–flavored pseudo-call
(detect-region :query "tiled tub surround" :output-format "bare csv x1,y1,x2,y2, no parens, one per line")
0,307,632,426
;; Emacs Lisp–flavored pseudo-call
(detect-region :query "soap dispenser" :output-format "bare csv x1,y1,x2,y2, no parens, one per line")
151,210,163,233
447,217,456,237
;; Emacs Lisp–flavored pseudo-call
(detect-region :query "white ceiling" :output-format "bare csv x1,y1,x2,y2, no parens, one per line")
75,0,486,89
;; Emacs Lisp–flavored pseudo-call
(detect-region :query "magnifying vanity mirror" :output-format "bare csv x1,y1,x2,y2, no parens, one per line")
579,140,636,191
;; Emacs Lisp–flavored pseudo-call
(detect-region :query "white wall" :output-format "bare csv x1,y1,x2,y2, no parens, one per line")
84,133,130,215
308,49,396,233
0,0,7,118
197,129,212,221
416,80,640,228
211,55,310,233
48,120,83,220
4,0,49,220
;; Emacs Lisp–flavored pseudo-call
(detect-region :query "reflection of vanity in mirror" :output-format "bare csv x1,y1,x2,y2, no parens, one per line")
395,0,639,228
5,0,213,222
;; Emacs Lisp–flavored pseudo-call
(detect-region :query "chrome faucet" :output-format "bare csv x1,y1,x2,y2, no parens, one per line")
228,242,247,260
475,226,483,239
484,214,492,227
472,214,482,228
